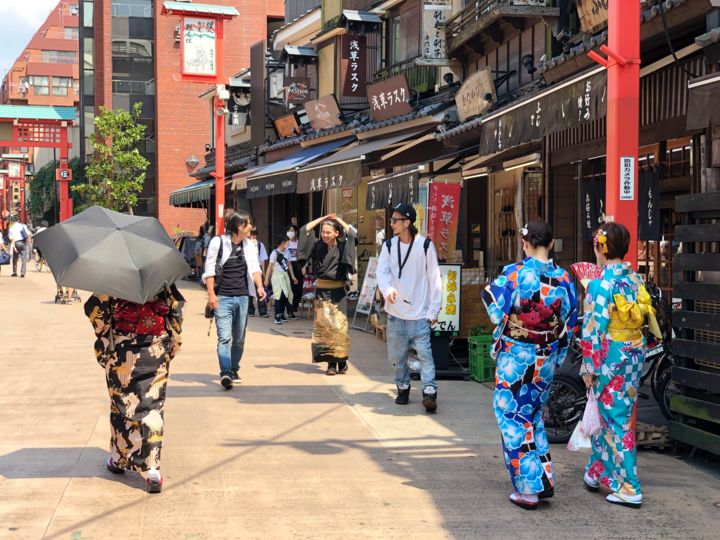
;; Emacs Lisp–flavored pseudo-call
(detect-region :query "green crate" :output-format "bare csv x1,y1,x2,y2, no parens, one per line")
468,335,495,383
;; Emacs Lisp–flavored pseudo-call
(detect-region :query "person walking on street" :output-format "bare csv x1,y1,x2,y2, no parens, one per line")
286,224,303,319
580,222,658,509
203,211,266,390
248,228,269,317
482,220,578,510
84,285,185,493
376,203,442,413
265,235,298,324
8,216,31,277
298,214,357,375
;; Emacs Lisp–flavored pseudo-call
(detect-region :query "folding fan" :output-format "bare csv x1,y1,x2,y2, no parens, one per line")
571,262,603,289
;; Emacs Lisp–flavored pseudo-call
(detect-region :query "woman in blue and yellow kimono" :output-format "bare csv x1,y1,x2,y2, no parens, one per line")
581,222,659,509
482,220,578,510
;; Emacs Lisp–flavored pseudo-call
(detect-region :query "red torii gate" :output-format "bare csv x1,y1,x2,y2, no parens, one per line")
0,105,75,225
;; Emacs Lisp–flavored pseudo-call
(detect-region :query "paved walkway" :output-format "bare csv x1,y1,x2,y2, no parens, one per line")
0,270,719,539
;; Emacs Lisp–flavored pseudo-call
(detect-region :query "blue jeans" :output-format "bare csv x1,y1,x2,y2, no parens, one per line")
215,295,249,376
386,315,437,391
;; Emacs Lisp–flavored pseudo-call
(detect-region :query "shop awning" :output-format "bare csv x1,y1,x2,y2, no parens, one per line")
246,137,353,199
169,179,214,207
365,168,422,211
687,73,720,130
296,127,431,193
230,166,263,191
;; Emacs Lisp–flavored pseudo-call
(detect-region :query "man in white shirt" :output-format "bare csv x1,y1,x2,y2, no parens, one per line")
377,203,442,413
248,228,269,317
203,211,266,390
8,216,32,277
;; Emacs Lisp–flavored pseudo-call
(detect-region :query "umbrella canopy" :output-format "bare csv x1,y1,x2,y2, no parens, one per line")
34,206,191,304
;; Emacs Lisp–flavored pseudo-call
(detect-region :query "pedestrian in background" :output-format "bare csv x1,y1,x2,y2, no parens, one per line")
8,216,31,277
376,203,442,413
286,224,303,319
482,219,578,510
298,214,356,375
84,285,184,493
265,234,298,325
581,222,657,509
204,211,266,389
249,227,269,317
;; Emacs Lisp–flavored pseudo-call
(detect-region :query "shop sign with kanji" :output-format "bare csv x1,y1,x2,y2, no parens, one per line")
619,156,635,200
417,0,452,66
455,68,496,122
182,17,216,77
427,181,461,262
367,75,413,122
304,95,343,131
341,34,366,97
432,264,461,336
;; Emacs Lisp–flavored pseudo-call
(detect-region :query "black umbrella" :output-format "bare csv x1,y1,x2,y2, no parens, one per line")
34,206,191,304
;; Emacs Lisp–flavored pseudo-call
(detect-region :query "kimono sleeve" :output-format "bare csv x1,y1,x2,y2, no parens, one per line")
297,225,317,266
481,264,519,327
83,293,115,368
580,279,612,375
341,227,358,275
557,271,579,365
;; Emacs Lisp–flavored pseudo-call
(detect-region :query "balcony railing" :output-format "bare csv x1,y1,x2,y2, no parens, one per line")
445,0,556,56
373,56,437,94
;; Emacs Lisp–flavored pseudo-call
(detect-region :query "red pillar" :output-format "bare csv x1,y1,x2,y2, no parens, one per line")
19,163,26,223
211,18,226,236
605,2,641,268
57,124,71,222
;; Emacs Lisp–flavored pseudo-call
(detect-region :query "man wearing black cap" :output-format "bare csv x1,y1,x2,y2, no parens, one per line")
376,203,442,413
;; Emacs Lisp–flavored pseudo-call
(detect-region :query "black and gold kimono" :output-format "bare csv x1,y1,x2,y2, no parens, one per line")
298,225,356,365
84,285,184,473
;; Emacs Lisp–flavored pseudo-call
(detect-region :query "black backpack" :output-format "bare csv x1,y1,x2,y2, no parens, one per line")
385,236,432,256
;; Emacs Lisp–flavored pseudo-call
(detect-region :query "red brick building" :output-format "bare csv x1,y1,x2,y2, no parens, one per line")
82,0,283,232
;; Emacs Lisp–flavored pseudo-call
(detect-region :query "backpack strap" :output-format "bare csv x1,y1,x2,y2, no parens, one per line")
423,237,431,255
385,238,392,254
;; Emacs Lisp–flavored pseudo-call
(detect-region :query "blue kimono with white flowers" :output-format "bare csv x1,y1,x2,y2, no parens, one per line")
482,257,578,495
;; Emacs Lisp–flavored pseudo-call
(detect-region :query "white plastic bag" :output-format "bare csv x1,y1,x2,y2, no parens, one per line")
567,423,591,451
581,390,602,437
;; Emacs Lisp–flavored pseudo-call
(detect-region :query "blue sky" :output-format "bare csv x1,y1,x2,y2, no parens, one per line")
0,0,60,77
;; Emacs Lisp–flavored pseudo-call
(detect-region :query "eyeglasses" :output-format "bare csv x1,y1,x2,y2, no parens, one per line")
390,217,409,224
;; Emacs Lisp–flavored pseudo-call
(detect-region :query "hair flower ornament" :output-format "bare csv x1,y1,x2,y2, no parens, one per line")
519,224,529,237
594,229,609,253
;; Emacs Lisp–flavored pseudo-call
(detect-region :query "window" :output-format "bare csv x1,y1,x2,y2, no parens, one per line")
41,50,76,64
69,4,79,16
52,77,73,96
28,76,49,95
111,0,153,18
64,28,79,40
83,1,94,27
389,1,420,65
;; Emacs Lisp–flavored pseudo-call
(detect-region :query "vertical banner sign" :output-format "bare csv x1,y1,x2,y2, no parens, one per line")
416,180,429,237
182,17,216,76
341,34,366,97
356,257,378,315
431,264,461,336
639,168,661,241
620,156,635,200
420,0,452,65
427,182,461,261
580,181,595,241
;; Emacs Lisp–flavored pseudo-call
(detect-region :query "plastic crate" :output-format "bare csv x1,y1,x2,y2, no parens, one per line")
468,335,495,383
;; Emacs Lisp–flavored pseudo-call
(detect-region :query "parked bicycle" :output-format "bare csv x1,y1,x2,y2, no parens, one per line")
33,248,52,273
544,280,679,443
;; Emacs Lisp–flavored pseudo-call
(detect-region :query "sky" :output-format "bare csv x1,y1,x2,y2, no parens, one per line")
0,0,60,78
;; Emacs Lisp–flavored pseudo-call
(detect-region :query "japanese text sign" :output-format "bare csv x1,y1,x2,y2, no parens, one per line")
272,113,301,139
367,75,412,122
182,17,216,77
304,95,343,131
427,182,461,262
419,0,452,65
432,264,461,336
577,0,608,34
455,68,496,121
356,257,378,315
620,156,635,201
341,34,366,97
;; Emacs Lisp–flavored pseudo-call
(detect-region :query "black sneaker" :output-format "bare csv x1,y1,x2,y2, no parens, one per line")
274,317,284,324
395,387,410,405
248,311,256,317
281,314,287,321
232,371,242,383
220,374,233,389
288,312,299,320
106,458,125,475
422,390,438,413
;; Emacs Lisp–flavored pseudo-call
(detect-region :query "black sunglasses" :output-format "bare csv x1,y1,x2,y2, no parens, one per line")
390,217,409,224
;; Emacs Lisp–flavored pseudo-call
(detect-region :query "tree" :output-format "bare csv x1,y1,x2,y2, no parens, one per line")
73,102,149,214
29,157,85,225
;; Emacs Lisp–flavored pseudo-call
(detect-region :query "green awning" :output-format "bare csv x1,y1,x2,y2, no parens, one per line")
0,105,76,122
169,179,214,207
162,1,239,17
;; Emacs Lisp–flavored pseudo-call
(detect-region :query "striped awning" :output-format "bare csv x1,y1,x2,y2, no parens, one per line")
169,179,214,207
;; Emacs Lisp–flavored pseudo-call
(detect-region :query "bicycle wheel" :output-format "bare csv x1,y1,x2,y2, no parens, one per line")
654,363,680,422
544,373,587,444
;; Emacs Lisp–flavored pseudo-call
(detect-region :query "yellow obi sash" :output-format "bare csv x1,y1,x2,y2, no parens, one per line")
607,285,662,342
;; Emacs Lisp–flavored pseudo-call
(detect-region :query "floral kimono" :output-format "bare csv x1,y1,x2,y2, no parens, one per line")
482,257,578,495
84,285,184,474
581,263,658,497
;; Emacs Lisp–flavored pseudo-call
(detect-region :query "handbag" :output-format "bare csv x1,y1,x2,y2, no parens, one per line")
212,236,225,294
0,250,10,265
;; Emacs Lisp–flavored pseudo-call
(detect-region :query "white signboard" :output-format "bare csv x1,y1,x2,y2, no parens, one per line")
620,156,635,201
7,162,21,179
183,16,217,77
431,264,461,336
418,0,452,66
356,257,378,315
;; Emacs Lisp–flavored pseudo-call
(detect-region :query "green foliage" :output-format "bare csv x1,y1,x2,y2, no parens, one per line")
72,103,149,214
29,157,85,225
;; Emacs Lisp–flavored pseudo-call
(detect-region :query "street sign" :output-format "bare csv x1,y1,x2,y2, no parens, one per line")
56,168,72,181
620,156,635,201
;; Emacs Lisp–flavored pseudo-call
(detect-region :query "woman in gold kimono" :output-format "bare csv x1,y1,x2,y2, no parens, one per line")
298,214,356,375
84,285,184,493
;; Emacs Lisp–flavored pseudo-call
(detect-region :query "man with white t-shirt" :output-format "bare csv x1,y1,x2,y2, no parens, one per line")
376,203,442,413
8,216,32,277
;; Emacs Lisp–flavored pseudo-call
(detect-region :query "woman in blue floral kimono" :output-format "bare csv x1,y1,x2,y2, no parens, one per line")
482,220,578,510
581,222,658,509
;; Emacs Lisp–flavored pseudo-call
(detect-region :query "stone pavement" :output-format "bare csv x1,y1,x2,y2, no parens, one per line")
0,270,719,539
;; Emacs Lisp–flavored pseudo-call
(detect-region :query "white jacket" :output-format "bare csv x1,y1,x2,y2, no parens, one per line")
202,235,261,296
376,234,442,321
